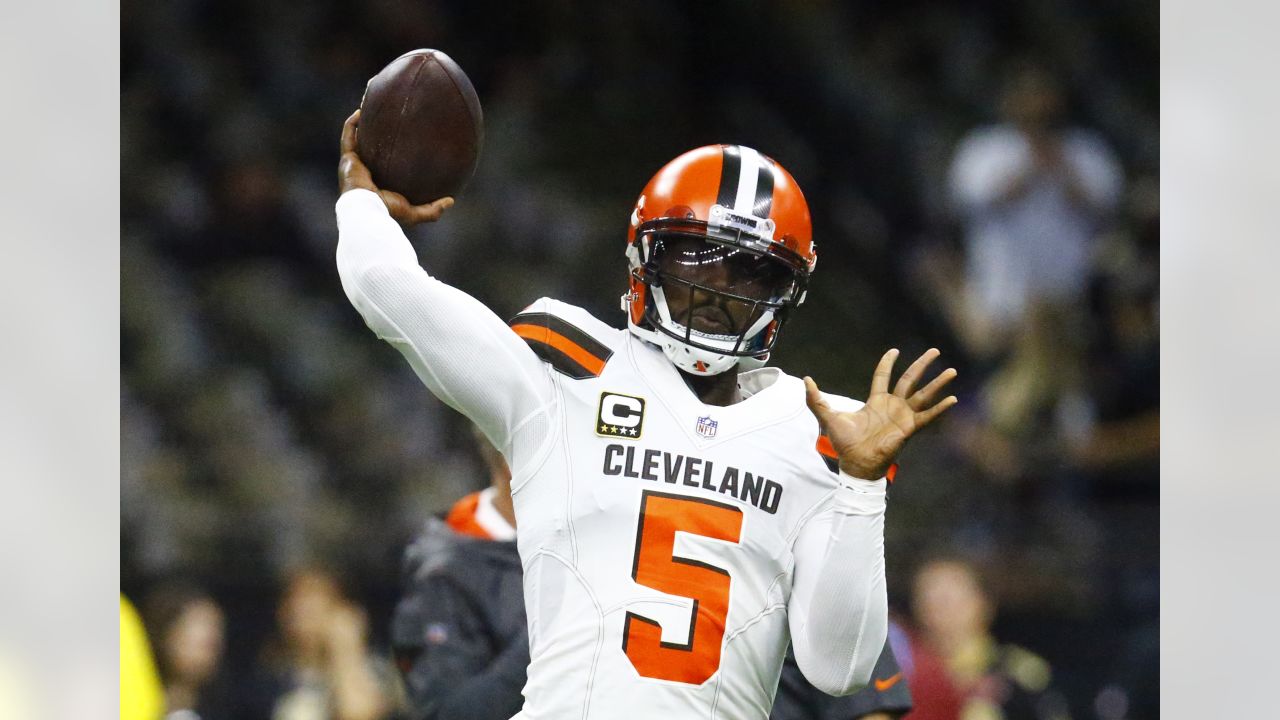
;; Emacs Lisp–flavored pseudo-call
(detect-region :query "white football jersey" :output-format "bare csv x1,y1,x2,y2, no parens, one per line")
335,189,888,720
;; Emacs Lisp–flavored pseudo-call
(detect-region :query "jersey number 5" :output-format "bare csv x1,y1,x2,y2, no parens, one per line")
622,490,744,684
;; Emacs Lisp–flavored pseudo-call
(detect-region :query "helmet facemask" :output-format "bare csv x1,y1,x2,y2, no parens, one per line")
627,218,809,376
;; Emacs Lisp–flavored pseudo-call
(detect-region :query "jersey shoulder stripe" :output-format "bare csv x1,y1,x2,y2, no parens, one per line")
509,298,618,379
816,435,840,474
816,435,899,483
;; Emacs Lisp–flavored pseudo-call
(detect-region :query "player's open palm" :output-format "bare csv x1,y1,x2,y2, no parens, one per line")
804,348,957,480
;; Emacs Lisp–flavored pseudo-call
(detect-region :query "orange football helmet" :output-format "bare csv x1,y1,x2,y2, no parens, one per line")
623,144,815,375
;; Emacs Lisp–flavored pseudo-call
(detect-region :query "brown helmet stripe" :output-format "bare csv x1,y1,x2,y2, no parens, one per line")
716,145,742,209
715,145,776,220
752,155,775,219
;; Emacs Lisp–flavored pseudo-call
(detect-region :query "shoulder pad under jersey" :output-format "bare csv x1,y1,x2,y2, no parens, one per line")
508,298,621,380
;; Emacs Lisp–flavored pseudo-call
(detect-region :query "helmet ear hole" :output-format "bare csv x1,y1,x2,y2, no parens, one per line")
627,276,648,326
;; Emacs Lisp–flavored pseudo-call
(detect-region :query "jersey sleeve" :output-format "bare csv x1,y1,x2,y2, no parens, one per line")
786,393,889,697
771,638,912,720
335,189,557,466
823,638,913,718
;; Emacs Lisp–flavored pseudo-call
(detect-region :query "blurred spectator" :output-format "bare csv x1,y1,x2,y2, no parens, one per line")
912,557,1070,720
390,427,526,720
122,594,166,720
876,618,964,720
1072,184,1160,484
247,568,397,720
956,301,1091,487
941,62,1123,359
140,582,230,720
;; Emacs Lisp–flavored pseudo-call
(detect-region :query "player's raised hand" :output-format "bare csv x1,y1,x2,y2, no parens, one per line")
338,109,454,226
804,348,958,481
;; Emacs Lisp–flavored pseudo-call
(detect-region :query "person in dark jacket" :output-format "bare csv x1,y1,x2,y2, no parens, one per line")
390,429,526,720
391,428,912,720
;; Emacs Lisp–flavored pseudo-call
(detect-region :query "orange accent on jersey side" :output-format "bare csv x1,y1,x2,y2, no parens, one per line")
510,323,608,377
445,492,492,540
624,492,743,685
874,672,902,691
818,437,898,482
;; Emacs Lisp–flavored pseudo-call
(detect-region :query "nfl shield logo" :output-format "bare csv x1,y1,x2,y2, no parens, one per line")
695,415,719,438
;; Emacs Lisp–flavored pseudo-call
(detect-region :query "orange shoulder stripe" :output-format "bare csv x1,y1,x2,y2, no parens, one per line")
510,323,608,377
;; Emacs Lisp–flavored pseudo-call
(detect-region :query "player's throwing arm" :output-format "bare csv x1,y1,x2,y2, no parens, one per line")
334,109,555,470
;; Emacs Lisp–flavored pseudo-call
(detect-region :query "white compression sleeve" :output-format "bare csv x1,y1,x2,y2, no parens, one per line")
335,189,557,465
787,473,888,696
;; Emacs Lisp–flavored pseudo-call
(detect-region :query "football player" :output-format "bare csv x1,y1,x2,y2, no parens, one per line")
392,427,912,720
335,110,956,719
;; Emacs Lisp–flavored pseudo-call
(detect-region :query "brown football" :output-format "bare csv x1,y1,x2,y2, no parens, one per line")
357,49,483,205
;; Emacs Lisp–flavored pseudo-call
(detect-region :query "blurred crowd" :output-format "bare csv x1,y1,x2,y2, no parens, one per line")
121,0,1157,718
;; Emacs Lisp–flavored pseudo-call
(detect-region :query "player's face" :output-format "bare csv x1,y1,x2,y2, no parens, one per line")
653,234,796,337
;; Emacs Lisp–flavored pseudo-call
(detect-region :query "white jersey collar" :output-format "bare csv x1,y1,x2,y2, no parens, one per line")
626,336,806,446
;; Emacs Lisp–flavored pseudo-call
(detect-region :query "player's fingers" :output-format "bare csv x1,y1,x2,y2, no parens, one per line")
893,347,941,398
914,395,958,429
409,196,455,224
341,109,360,154
803,376,834,429
870,348,899,397
419,194,455,220
908,367,957,410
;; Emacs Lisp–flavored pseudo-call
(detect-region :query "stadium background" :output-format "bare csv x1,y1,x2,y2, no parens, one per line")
120,0,1158,717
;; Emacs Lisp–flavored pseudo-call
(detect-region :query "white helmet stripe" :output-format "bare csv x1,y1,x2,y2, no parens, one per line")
715,145,777,221
733,146,764,216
